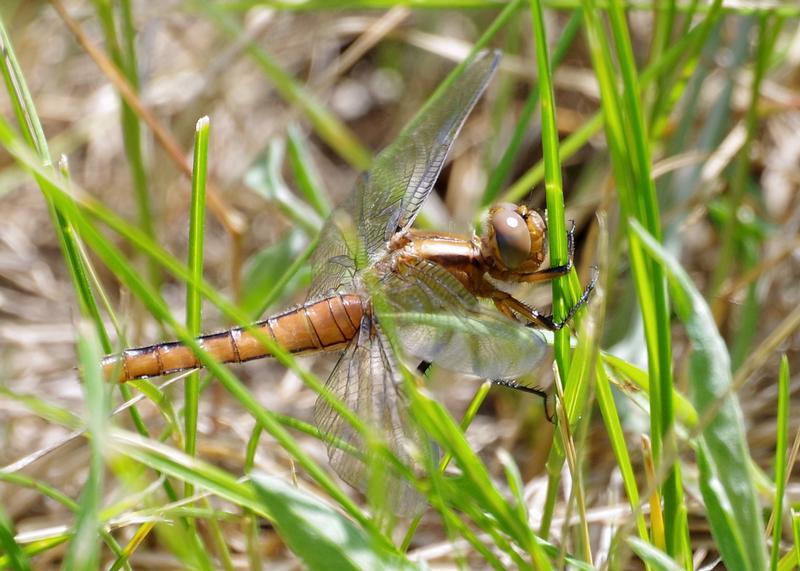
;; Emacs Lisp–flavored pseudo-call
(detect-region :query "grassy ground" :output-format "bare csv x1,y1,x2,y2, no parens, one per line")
1,1,799,569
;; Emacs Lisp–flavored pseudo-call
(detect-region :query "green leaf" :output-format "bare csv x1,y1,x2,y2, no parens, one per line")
251,473,422,571
631,220,767,571
627,537,684,571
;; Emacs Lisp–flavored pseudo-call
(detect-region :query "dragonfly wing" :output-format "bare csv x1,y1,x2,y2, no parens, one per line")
307,50,500,299
359,50,500,261
379,257,547,380
314,314,423,513
307,194,359,299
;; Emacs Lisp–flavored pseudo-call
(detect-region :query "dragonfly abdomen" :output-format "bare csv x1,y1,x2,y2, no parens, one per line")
102,294,365,382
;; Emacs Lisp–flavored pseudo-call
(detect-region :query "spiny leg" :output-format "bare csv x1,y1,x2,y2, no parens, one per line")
492,379,556,423
491,265,598,331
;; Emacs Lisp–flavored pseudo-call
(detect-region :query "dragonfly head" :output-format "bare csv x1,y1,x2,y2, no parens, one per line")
484,204,547,272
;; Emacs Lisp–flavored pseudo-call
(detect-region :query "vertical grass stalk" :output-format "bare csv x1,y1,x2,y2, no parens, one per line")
185,117,210,487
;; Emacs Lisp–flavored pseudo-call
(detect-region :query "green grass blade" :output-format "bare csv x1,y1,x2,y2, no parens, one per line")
90,0,156,284
579,0,684,553
595,361,649,542
528,0,583,377
0,504,31,571
632,220,767,571
601,352,698,429
627,537,684,571
400,380,492,551
185,116,210,489
481,9,582,207
63,324,108,571
770,355,790,571
607,0,683,552
529,0,595,543
184,117,228,570
405,386,534,556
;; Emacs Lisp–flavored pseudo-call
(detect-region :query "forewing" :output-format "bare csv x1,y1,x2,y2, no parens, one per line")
379,257,547,380
307,50,500,299
359,50,500,260
313,315,423,513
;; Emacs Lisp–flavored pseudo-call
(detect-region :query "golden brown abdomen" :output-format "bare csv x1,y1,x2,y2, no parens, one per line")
103,294,365,381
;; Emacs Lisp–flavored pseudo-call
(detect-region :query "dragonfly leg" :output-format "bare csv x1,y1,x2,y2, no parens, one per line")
492,379,556,423
492,293,559,330
490,264,598,331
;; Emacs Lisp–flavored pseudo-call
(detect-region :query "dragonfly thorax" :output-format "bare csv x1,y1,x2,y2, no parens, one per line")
483,204,547,277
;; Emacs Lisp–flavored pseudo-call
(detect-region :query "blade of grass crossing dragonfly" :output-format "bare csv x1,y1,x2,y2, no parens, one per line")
63,325,107,571
184,116,209,490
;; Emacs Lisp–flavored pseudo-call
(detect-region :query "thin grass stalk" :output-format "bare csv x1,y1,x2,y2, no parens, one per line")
595,362,649,541
553,368,592,565
185,117,210,482
606,0,683,554
646,0,678,129
649,0,722,138
0,537,70,568
528,0,582,538
182,120,231,571
482,9,582,207
242,424,264,567
770,356,790,571
109,521,155,571
91,0,157,285
63,326,106,571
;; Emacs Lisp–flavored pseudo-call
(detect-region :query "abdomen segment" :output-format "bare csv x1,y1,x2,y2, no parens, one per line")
103,294,365,381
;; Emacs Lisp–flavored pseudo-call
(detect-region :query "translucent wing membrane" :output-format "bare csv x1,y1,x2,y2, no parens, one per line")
307,50,500,298
379,257,547,380
359,50,500,258
313,315,423,513
307,194,360,299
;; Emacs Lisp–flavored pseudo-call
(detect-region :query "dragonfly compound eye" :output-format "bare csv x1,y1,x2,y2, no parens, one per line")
489,205,532,270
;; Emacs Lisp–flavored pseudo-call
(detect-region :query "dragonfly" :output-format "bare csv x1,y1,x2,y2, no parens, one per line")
102,50,595,511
